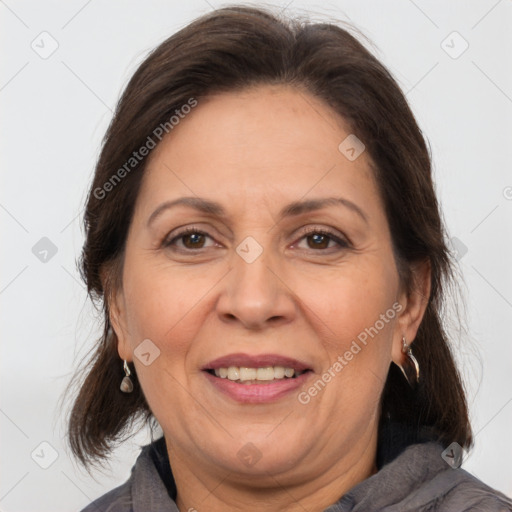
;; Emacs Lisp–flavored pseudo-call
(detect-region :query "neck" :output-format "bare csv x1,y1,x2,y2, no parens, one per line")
168,425,379,512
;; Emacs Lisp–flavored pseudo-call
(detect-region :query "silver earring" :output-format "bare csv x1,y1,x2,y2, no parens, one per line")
120,360,134,393
398,336,420,388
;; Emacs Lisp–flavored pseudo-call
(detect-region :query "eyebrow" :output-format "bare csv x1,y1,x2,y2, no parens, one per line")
146,196,369,227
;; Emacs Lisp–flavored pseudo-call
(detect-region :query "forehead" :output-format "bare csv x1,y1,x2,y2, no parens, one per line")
139,85,380,217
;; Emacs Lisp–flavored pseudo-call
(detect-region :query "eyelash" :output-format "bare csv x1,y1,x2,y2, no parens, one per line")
163,226,350,253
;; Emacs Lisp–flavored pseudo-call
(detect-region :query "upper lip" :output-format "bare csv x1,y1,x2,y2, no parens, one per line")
202,353,312,372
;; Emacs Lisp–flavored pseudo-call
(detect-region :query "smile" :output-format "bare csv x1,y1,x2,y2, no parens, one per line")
208,366,308,383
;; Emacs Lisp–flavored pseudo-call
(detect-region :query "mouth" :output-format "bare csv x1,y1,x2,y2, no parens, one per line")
204,366,312,384
201,353,313,403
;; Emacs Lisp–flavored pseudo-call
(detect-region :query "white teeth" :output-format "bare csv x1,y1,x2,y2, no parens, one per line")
273,366,285,379
256,367,274,380
227,367,240,380
284,368,295,378
213,366,300,382
239,367,257,381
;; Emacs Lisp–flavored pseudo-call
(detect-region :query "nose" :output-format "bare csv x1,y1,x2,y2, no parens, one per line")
216,246,297,330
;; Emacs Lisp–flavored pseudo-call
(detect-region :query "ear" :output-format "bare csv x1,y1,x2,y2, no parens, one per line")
101,266,132,362
391,258,431,365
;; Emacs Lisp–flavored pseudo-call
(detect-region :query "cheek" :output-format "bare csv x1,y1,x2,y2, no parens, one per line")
301,258,397,337
120,262,207,412
303,259,398,391
121,257,215,348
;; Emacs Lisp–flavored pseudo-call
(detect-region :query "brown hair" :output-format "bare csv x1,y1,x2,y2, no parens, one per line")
64,5,472,470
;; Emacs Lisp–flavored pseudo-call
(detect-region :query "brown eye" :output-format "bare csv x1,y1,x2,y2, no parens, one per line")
295,228,349,251
181,232,206,249
306,233,330,249
164,228,214,251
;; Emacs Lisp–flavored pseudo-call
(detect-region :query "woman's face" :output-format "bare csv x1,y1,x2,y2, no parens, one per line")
112,85,427,486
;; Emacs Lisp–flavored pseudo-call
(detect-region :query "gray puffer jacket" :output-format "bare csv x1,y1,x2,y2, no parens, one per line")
81,425,512,512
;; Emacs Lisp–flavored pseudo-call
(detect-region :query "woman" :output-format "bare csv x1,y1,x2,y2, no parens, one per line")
66,5,512,511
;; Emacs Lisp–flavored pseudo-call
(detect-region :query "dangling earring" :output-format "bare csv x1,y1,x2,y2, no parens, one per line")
120,360,134,393
398,336,420,388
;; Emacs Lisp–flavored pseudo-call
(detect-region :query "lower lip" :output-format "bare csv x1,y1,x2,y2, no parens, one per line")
203,371,312,404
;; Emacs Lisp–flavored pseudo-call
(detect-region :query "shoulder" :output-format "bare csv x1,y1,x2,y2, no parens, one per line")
79,437,176,512
80,479,133,512
407,461,512,511
360,440,512,511
434,468,512,511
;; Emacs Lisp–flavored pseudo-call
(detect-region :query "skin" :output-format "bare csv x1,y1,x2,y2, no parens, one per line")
110,84,431,512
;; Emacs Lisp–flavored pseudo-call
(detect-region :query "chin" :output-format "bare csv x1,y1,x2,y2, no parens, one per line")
203,432,308,476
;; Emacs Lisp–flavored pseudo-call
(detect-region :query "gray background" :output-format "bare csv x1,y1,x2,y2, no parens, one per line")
1,0,511,510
